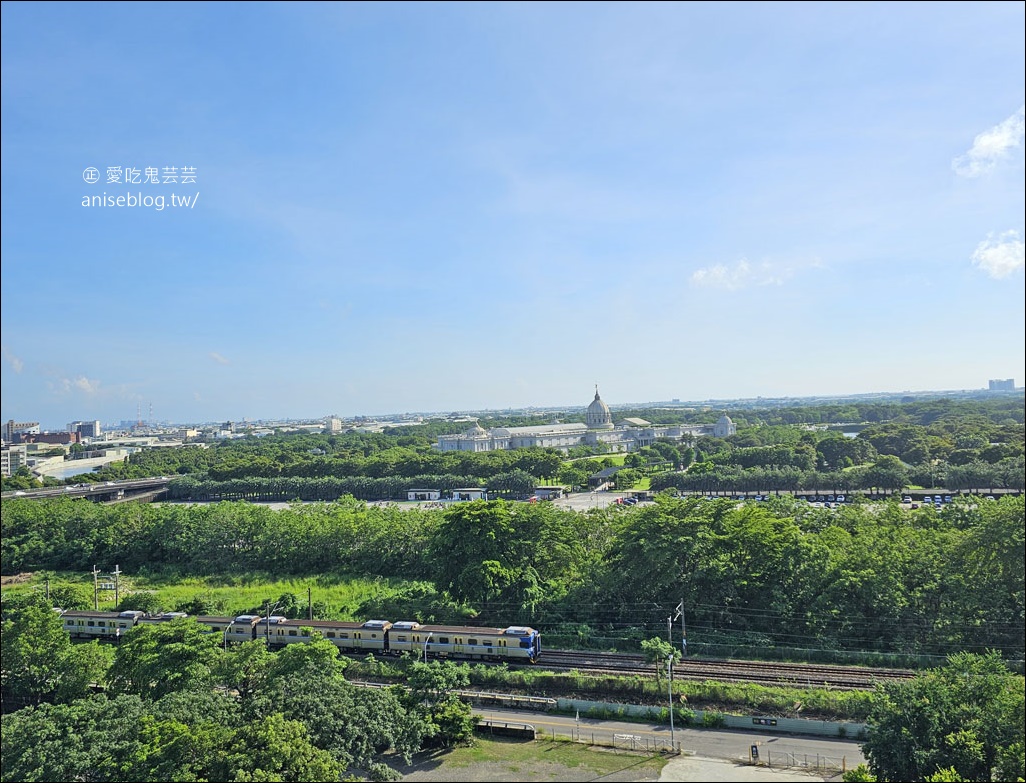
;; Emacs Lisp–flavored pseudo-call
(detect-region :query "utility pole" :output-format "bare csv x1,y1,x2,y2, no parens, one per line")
308,587,312,621
677,595,685,656
668,654,675,753
92,565,100,610
113,564,122,607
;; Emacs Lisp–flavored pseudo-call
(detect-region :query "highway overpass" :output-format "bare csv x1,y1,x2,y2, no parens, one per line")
1,477,173,503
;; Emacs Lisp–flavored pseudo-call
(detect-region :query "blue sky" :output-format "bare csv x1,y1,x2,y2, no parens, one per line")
2,2,1023,428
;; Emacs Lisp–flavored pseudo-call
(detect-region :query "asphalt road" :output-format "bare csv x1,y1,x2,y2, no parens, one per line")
474,705,865,771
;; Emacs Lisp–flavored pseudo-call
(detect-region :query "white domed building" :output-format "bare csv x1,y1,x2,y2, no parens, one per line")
436,387,717,453
585,387,614,429
712,415,737,438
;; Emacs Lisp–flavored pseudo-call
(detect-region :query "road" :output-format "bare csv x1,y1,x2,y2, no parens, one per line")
474,705,865,779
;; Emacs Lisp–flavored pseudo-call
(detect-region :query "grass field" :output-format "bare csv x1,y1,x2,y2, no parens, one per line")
393,736,668,782
4,571,408,619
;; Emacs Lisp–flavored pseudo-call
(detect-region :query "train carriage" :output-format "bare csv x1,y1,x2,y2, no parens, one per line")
396,622,540,663
224,614,268,644
62,610,144,640
265,618,391,653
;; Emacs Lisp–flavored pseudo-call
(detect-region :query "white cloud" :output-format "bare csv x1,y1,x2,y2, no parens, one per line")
952,106,1025,177
209,352,231,365
73,376,100,393
49,375,102,395
971,230,1025,279
1,345,24,373
690,257,819,290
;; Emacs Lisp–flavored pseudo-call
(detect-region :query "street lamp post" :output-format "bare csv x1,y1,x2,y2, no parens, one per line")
422,632,433,662
223,619,237,651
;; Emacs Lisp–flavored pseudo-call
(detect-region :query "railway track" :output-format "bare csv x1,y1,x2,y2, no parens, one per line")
538,649,915,690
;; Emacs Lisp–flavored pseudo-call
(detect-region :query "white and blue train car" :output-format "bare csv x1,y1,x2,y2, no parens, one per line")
265,618,391,653
390,621,541,663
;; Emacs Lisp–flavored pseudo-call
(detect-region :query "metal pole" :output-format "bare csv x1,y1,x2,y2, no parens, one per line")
113,564,121,607
423,632,433,662
680,597,687,656
668,654,675,752
92,565,99,610
224,619,236,651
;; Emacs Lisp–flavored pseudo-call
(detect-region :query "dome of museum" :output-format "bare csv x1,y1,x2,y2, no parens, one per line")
586,387,614,429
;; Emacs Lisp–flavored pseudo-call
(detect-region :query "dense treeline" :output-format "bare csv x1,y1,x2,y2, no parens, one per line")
650,458,1025,494
162,471,540,503
3,494,1022,661
82,437,564,487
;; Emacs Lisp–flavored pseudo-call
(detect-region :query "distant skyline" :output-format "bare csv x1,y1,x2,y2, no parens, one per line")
2,3,1024,427
9,383,1023,434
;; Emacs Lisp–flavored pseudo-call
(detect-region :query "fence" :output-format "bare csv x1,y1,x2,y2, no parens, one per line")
540,726,678,754
750,746,849,775
532,726,849,774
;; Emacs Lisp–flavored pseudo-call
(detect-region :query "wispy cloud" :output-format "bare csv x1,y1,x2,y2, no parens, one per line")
209,352,231,365
952,106,1025,177
690,258,820,290
1,345,24,373
49,376,102,395
971,230,1025,279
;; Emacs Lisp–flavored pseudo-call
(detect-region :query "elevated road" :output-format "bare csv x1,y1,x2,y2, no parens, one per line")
1,477,172,503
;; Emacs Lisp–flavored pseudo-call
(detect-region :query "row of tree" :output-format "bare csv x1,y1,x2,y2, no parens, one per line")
650,457,1025,494
3,494,1022,660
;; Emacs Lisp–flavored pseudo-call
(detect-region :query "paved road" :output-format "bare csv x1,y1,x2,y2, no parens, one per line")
475,706,864,771
551,490,632,511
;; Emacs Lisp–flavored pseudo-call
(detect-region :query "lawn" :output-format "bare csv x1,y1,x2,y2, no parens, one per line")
393,736,668,782
4,571,411,620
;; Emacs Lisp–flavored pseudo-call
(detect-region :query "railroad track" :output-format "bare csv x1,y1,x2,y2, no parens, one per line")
537,649,914,690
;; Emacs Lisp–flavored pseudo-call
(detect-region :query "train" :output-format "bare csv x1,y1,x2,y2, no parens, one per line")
58,610,542,663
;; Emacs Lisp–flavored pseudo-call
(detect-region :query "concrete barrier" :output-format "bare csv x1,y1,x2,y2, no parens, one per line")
555,697,866,739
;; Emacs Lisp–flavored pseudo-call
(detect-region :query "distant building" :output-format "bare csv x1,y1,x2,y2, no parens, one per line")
1,444,28,477
712,415,737,438
4,419,39,444
988,379,1015,391
325,417,343,433
407,488,441,501
437,387,715,454
20,431,81,446
67,420,102,438
450,488,488,501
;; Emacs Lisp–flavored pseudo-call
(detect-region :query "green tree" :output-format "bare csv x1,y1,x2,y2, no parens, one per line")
640,636,680,687
1,600,113,705
213,712,344,782
861,652,1025,782
110,617,221,700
